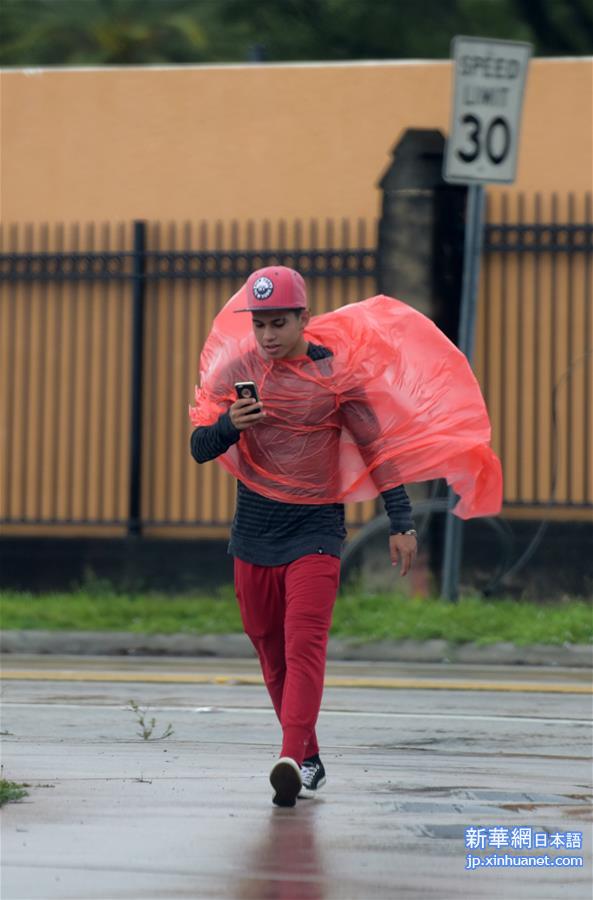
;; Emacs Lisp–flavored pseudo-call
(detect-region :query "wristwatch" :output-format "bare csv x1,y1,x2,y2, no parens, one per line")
399,529,417,537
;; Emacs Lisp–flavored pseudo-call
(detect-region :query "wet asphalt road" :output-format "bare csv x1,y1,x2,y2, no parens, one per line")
1,656,591,900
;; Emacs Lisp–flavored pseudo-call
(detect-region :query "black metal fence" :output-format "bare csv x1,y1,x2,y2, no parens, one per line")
0,218,379,532
477,193,592,512
1,199,591,533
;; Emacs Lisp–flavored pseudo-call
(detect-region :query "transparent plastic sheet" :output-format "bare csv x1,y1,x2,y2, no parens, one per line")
189,288,503,519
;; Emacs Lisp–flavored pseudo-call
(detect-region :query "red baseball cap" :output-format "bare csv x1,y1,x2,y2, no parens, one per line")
234,266,307,313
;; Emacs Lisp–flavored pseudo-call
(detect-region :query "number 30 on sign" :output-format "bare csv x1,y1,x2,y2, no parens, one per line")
444,37,532,186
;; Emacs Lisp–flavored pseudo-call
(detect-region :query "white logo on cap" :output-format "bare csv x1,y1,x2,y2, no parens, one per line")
252,276,274,300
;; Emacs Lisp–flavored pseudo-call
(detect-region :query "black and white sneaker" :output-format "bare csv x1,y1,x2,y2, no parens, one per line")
298,756,326,798
270,757,302,807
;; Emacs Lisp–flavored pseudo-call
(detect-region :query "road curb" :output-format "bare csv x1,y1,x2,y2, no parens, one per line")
1,630,591,667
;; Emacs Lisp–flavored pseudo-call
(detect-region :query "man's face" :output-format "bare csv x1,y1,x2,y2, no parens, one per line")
251,309,310,359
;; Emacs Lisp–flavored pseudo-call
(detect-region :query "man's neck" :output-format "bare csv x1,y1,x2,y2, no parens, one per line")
284,339,309,360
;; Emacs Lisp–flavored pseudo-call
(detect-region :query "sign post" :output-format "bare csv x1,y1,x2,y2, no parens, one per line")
441,36,532,601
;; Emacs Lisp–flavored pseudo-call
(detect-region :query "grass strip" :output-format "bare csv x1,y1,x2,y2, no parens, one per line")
1,585,591,646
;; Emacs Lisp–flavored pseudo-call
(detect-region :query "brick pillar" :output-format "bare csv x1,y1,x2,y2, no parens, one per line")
377,128,466,343
372,129,467,593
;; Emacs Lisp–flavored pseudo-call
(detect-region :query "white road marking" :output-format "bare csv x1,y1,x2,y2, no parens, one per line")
1,701,590,726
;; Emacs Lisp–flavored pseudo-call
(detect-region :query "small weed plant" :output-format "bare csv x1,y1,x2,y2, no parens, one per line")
127,700,174,741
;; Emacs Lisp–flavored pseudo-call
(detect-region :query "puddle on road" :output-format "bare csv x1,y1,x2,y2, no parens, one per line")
380,743,592,761
415,824,467,840
378,785,593,823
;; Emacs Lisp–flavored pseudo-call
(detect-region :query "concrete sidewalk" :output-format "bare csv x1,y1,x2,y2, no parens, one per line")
1,629,592,667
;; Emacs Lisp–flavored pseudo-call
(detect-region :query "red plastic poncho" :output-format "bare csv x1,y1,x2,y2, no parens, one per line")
189,288,502,519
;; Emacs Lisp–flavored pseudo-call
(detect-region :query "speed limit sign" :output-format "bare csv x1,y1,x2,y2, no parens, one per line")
444,36,532,184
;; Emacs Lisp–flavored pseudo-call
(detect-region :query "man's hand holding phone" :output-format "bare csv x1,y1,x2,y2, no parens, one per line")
230,382,266,431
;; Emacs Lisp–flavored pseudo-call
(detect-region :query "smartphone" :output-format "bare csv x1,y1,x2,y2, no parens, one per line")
234,381,261,414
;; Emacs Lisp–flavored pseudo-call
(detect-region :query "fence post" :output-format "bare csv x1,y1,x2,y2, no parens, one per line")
128,220,147,536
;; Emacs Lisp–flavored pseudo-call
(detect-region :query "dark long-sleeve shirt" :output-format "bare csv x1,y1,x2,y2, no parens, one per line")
190,342,414,565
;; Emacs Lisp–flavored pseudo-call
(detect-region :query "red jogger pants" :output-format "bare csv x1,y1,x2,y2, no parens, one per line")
233,553,341,765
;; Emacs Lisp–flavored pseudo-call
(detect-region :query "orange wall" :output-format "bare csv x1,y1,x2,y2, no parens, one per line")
1,58,592,225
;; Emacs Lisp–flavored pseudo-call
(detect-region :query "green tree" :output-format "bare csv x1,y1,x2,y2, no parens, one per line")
514,0,593,53
0,0,591,67
218,0,592,59
0,0,211,65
